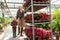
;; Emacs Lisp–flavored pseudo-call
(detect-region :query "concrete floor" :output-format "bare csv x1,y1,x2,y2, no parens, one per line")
0,25,27,40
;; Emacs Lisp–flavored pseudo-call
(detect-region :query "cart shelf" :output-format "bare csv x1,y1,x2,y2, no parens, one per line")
26,22,49,25
24,0,51,40
24,0,50,12
25,4,49,11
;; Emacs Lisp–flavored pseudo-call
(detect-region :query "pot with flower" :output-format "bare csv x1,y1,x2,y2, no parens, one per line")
24,27,51,40
0,17,5,23
0,24,4,32
52,9,60,40
39,12,50,22
1,17,5,23
52,18,60,40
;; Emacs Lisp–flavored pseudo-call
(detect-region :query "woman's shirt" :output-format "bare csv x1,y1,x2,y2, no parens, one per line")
16,10,25,19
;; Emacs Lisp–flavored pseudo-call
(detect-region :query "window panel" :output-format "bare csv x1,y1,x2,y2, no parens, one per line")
2,0,24,2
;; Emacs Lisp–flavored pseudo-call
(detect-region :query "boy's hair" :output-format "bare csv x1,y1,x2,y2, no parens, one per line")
11,20,17,26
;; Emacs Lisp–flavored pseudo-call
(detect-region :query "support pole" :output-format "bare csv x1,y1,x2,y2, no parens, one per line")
49,0,53,40
31,0,35,40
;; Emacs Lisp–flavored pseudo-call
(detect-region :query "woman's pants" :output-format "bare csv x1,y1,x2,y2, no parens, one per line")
18,27,20,35
17,18,25,35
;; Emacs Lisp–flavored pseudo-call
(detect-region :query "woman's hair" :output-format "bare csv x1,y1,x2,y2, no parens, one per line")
18,6,23,10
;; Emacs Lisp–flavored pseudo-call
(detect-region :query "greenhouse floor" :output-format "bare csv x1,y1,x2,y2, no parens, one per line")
0,24,27,40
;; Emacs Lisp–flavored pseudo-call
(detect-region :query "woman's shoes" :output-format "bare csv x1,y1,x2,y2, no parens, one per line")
13,36,17,38
20,34,23,36
18,33,19,35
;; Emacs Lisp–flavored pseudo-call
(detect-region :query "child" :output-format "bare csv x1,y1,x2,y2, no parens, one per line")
11,18,17,38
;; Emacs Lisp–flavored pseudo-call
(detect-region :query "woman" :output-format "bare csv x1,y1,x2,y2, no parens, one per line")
16,6,25,36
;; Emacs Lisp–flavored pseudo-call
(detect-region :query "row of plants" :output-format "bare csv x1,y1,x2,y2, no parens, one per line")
34,9,60,36
36,23,50,30
24,9,60,40
23,0,49,7
50,9,60,40
24,11,51,40
32,9,60,35
23,0,48,11
33,0,49,3
0,17,10,30
24,27,51,40
0,17,10,23
0,24,4,30
25,12,50,23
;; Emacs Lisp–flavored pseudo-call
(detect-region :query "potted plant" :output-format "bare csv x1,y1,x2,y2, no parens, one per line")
0,17,5,23
24,27,51,40
53,9,60,32
52,9,60,40
0,24,4,31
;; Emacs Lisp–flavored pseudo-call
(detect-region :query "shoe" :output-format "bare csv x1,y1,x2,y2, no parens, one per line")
13,36,16,38
18,33,19,35
20,34,23,36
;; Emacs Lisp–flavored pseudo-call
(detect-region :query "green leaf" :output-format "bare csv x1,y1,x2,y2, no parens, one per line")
53,9,60,19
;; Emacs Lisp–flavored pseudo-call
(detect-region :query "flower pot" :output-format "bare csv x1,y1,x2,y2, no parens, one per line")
1,20,5,23
0,27,4,32
55,31,59,40
37,20,39,23
0,27,3,30
34,20,37,23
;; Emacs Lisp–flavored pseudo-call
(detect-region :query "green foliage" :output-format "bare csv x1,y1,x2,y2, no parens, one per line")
4,18,10,24
53,9,60,19
0,17,2,22
0,17,11,28
36,23,50,29
53,9,60,30
0,17,10,24
0,24,4,28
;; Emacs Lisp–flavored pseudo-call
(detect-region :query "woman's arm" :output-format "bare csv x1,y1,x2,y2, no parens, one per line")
16,11,18,19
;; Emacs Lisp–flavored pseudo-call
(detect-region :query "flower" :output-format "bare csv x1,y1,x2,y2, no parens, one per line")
24,27,51,40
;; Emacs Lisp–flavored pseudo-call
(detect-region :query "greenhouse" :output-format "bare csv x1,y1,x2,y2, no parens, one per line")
0,0,60,40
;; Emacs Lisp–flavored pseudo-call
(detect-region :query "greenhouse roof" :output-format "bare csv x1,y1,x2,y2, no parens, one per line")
0,0,60,17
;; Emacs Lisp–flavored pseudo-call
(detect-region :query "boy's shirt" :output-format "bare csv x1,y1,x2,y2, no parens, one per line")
11,20,17,27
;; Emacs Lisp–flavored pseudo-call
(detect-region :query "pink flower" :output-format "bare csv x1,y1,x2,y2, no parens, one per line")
24,27,51,40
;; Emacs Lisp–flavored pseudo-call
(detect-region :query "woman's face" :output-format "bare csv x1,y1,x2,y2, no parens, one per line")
18,6,23,10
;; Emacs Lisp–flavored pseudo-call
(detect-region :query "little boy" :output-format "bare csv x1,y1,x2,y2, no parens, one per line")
11,19,17,38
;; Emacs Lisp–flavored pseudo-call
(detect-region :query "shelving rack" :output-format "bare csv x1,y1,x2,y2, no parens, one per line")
24,0,52,40
0,2,24,9
0,0,12,17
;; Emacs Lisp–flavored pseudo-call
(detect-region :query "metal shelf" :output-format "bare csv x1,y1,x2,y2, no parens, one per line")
33,3,50,6
26,5,31,11
26,23,34,26
0,2,24,4
33,2,49,4
26,22,50,25
0,2,24,9
25,3,49,12
24,0,52,40
35,22,50,24
24,0,50,12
